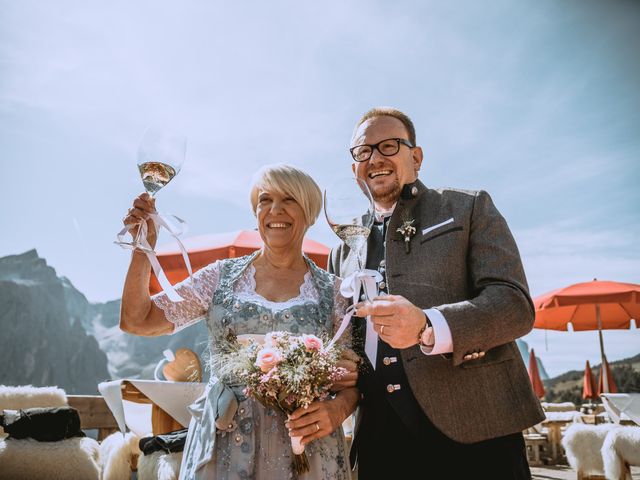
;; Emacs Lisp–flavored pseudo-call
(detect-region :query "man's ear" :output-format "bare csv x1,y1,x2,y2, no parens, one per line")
413,146,424,173
351,163,356,175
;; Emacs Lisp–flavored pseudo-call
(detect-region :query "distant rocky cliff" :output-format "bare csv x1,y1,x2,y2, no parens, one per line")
0,250,208,394
0,250,110,394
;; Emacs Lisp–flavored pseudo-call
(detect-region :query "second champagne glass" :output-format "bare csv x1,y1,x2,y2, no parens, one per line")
323,176,375,272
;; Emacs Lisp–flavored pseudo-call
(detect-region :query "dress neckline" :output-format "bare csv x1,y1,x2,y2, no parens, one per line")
244,264,314,306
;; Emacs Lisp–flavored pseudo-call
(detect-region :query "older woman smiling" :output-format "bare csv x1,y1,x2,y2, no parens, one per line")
119,164,358,480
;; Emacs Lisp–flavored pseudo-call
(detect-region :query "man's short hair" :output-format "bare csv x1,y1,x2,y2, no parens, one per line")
352,107,416,146
249,164,322,229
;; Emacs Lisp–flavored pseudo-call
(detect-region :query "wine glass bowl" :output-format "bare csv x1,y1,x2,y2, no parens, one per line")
137,127,186,196
323,177,375,270
115,127,187,251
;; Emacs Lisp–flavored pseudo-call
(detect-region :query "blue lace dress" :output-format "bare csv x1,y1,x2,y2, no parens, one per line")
153,252,351,480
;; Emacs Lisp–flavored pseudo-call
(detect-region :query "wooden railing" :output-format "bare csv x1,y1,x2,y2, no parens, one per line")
67,395,119,441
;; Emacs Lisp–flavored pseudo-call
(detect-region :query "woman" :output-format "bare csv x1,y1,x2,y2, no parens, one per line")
120,164,358,480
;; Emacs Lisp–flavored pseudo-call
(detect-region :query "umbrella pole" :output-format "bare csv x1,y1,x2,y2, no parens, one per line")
596,304,609,394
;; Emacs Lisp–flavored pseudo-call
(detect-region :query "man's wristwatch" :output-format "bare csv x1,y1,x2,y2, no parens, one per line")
418,312,434,347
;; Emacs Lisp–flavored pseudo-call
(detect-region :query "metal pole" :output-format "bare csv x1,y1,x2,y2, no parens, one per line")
596,303,609,394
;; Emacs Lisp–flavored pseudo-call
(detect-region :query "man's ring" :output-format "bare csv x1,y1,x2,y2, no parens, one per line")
380,325,385,335
315,423,320,432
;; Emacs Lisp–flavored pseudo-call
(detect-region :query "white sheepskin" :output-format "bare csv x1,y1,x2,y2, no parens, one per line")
0,436,100,480
138,450,183,480
562,423,620,476
100,431,141,480
0,384,68,437
602,426,640,480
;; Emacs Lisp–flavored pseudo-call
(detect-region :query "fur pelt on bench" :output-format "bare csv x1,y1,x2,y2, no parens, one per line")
138,450,183,480
602,426,640,480
100,431,141,480
562,423,620,476
0,385,67,438
0,436,100,480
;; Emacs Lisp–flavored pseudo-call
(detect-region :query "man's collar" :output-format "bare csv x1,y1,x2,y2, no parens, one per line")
374,203,396,223
373,180,423,222
400,180,421,200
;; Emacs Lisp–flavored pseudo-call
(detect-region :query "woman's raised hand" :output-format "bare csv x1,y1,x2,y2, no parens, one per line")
123,192,158,249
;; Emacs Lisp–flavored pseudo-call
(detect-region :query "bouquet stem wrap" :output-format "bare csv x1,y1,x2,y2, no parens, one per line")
116,211,193,302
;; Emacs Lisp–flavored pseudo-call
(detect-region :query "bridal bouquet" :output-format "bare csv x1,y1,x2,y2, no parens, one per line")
211,331,346,474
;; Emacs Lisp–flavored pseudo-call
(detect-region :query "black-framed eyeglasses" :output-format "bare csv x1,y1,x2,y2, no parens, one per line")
349,138,414,162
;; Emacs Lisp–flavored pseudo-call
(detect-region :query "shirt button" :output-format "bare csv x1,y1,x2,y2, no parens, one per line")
262,314,269,321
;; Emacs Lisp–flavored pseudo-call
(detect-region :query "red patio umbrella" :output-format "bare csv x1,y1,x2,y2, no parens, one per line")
597,358,618,396
149,230,331,295
582,360,597,400
533,279,639,393
528,348,546,399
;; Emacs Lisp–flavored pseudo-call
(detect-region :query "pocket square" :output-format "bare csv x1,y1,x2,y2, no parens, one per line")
422,218,454,236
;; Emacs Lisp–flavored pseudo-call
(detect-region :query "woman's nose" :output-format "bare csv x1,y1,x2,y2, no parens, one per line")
270,201,284,213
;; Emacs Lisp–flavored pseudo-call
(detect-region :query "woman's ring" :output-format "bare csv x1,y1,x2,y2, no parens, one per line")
380,325,385,335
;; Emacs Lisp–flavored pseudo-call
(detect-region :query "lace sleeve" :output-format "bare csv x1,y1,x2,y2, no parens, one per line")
332,277,352,349
151,260,222,334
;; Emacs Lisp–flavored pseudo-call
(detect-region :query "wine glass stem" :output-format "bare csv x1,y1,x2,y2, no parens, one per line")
133,191,156,247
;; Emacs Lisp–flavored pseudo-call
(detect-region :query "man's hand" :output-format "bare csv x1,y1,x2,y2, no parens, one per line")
356,295,427,349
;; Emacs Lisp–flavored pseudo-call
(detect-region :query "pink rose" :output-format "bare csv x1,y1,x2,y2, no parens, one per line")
255,347,282,373
301,334,323,351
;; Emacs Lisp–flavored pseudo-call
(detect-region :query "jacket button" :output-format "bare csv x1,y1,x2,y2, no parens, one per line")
379,281,386,290
379,259,386,267
383,356,397,366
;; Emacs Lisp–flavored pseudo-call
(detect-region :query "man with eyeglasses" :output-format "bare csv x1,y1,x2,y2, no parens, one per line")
328,107,544,478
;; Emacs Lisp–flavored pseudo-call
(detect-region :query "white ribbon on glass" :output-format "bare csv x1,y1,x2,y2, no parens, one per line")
325,269,382,369
116,211,193,302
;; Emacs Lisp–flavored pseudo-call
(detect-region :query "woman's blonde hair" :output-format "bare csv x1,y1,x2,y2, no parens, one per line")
249,164,322,229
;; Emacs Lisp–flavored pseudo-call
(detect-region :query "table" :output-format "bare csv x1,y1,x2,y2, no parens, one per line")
541,411,582,462
601,393,640,426
98,379,206,436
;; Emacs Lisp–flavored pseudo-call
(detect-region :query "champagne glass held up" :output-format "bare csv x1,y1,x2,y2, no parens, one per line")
115,127,187,252
323,177,375,273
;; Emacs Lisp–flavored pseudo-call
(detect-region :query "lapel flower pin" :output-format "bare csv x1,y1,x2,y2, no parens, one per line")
396,219,417,253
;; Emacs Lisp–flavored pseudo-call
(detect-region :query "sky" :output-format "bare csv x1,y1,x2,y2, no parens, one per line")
1,0,639,377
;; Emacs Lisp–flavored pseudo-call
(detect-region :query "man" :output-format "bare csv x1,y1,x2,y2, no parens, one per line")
328,107,544,479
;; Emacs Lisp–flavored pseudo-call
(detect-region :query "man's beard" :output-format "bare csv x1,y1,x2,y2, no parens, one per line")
370,178,401,205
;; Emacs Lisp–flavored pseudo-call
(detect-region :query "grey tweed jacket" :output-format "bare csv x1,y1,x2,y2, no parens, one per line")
328,180,545,444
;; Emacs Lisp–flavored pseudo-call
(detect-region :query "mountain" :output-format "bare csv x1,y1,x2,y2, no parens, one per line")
543,353,640,403
0,250,210,394
0,250,110,394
